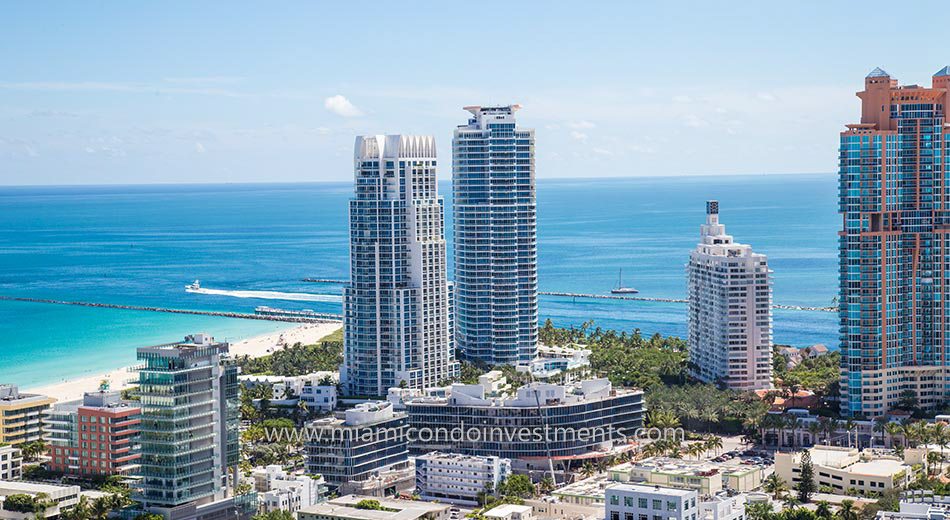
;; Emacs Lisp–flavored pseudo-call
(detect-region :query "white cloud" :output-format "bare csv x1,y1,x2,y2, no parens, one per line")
672,95,693,103
570,130,589,142
163,76,244,85
756,92,777,102
195,142,206,153
568,120,596,129
324,95,363,117
683,114,709,128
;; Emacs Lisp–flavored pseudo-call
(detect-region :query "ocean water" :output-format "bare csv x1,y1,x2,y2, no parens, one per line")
0,174,840,387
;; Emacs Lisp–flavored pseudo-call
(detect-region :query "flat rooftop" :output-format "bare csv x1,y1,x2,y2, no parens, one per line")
607,483,695,497
808,446,857,467
846,459,908,477
299,495,449,520
554,475,612,499
0,480,79,495
485,503,533,517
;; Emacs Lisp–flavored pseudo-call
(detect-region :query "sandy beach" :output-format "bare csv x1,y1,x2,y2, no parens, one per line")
28,321,342,403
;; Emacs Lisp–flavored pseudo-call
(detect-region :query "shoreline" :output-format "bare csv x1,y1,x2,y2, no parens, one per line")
26,321,342,403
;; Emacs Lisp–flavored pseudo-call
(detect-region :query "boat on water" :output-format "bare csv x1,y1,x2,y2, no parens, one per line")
185,279,201,292
610,269,638,294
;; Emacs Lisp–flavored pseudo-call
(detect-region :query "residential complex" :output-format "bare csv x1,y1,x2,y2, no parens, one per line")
305,401,409,489
134,334,248,520
0,481,80,519
250,465,326,514
775,444,923,494
44,388,141,477
687,200,772,390
404,378,643,465
341,134,458,396
415,452,511,506
0,384,54,446
239,372,337,413
839,67,950,416
605,483,699,520
0,446,20,481
453,105,539,365
877,493,950,520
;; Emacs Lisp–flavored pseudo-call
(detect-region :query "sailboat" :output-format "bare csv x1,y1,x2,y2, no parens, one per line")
611,268,638,294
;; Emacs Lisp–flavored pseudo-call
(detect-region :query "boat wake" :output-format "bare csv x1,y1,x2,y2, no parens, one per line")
186,287,342,303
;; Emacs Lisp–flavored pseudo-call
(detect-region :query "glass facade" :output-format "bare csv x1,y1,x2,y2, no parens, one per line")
134,338,237,509
342,135,458,397
453,105,539,365
405,390,644,460
839,69,950,416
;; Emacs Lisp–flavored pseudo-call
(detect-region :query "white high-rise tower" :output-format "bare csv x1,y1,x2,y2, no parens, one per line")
341,135,459,397
687,201,772,390
452,105,538,365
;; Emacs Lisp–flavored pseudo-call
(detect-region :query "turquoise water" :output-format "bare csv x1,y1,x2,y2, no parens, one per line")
0,174,840,387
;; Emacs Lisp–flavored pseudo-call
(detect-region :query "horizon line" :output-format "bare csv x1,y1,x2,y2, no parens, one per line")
0,171,835,189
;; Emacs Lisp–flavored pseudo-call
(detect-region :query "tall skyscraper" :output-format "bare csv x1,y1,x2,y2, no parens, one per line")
135,334,242,516
453,105,538,365
687,201,772,390
341,135,458,397
839,67,950,417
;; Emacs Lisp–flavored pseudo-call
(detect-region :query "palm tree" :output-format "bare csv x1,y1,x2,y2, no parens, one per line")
91,496,112,520
886,422,904,448
815,501,833,520
843,419,857,448
686,443,704,460
580,461,595,478
807,422,821,446
648,409,681,431
872,417,888,448
762,474,788,499
836,499,858,520
60,495,91,520
705,436,724,456
538,476,556,494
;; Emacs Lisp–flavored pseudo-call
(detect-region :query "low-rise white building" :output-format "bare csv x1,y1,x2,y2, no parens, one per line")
241,372,338,413
301,384,337,412
698,493,745,520
877,493,950,520
0,481,80,519
250,465,326,514
415,452,510,506
606,484,699,520
0,447,21,481
297,494,453,520
484,503,533,520
775,445,923,495
516,345,591,380
609,458,765,495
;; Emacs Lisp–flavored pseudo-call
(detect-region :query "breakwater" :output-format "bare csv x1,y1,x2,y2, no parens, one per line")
301,278,347,284
300,279,837,313
0,296,342,323
539,291,836,312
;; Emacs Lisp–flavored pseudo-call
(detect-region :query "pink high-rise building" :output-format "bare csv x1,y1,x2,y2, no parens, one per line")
839,67,950,416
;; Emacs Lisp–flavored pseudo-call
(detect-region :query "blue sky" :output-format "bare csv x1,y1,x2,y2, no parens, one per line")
1,1,947,185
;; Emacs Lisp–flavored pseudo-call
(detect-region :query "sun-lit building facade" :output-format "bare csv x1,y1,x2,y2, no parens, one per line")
452,105,538,365
341,135,458,397
839,67,950,416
